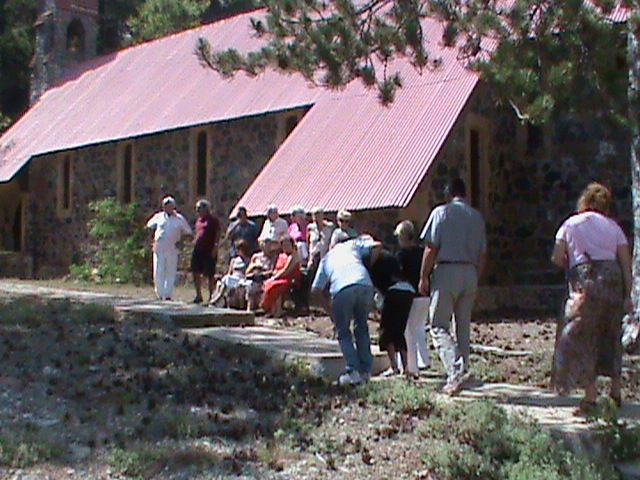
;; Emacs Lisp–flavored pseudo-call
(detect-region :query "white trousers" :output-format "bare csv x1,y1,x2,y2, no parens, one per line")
153,250,179,299
405,296,431,374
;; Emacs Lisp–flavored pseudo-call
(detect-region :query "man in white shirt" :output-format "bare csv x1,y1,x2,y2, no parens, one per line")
258,205,289,242
146,196,193,300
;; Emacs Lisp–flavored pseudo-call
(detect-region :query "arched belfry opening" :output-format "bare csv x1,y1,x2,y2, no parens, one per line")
30,0,99,104
66,18,86,61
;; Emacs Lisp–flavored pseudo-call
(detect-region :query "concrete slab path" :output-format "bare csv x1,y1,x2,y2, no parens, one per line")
0,280,254,327
189,325,391,378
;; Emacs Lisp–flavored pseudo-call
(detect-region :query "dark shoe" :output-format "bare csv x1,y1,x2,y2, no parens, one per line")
574,399,598,417
192,295,203,304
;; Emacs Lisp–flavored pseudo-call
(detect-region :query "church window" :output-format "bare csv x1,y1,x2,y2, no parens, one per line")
119,143,135,204
196,131,208,197
57,154,73,216
466,119,490,214
66,19,86,60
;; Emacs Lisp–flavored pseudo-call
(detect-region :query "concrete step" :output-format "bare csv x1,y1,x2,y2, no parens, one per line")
0,281,254,327
116,301,254,327
188,325,390,379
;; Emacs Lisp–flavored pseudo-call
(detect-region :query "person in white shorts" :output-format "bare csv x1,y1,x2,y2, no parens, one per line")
394,220,430,377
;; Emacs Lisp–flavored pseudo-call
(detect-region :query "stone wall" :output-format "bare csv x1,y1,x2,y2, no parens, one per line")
17,87,633,285
333,84,632,288
24,111,290,277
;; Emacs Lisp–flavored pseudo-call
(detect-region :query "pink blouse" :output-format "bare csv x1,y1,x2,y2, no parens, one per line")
555,211,627,268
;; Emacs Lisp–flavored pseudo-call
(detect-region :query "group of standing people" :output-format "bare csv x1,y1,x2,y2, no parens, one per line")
311,178,486,393
146,178,633,405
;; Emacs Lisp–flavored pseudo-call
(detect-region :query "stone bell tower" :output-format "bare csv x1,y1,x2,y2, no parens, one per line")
30,0,99,105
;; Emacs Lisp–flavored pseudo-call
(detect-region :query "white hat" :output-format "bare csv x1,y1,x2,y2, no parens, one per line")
162,196,176,206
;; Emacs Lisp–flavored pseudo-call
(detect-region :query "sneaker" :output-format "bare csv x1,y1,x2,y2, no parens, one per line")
338,371,363,386
442,370,471,396
380,367,400,378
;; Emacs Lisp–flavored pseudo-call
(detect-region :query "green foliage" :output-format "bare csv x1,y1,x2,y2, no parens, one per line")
198,0,634,121
70,198,150,285
0,0,38,121
361,378,434,415
420,401,605,480
0,426,66,468
0,297,114,327
196,0,441,105
126,0,210,44
108,447,150,479
590,397,640,464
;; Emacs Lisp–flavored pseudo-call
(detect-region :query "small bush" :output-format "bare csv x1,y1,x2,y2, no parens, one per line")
421,401,604,480
0,428,66,468
108,447,148,479
362,378,434,415
71,198,150,285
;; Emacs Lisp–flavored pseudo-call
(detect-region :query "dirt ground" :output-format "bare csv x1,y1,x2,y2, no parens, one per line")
0,282,639,479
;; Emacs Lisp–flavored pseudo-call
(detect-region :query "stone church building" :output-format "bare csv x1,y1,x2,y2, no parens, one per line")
0,1,632,308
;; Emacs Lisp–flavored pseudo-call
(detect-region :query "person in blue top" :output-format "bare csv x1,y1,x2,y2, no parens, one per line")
311,236,382,386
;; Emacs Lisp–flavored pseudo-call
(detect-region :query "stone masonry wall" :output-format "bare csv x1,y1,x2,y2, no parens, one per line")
341,84,632,288
25,111,287,277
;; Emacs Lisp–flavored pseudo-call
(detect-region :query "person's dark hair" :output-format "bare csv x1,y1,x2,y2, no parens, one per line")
235,239,251,256
446,178,466,198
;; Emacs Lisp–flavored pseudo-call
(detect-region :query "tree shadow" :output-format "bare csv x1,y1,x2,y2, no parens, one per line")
0,296,362,476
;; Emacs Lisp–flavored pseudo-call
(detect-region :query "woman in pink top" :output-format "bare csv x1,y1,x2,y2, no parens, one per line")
288,205,309,264
551,182,632,414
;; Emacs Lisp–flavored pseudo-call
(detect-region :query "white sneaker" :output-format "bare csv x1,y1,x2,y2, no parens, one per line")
380,367,400,378
338,371,363,386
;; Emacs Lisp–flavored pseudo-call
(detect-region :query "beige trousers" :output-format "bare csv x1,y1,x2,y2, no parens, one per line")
429,263,478,381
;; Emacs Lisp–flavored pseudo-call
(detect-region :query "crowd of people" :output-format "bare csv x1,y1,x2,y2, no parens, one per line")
145,178,633,406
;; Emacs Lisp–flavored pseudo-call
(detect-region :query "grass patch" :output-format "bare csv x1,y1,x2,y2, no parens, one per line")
0,297,115,327
0,427,67,468
360,378,435,415
419,401,612,480
108,440,236,479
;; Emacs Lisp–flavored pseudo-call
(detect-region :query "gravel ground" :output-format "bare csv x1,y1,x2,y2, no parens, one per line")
1,282,639,479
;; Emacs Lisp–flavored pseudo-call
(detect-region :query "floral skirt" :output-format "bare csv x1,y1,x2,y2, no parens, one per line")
553,260,624,392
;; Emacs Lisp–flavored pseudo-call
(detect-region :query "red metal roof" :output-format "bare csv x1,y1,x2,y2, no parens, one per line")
0,10,321,182
234,17,479,215
0,9,479,215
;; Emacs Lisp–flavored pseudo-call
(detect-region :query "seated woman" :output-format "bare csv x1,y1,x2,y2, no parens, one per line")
209,239,252,308
260,236,302,317
244,238,279,311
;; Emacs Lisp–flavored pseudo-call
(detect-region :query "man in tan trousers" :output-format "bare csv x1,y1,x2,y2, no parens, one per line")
418,178,486,395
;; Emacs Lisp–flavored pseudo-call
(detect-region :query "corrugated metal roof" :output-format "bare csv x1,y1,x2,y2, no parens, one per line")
234,18,479,215
0,10,321,182
0,8,479,215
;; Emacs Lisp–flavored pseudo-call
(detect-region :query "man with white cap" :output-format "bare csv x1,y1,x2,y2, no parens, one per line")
146,196,193,300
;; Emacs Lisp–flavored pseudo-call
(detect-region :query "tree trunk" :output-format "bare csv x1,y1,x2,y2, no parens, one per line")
629,17,640,313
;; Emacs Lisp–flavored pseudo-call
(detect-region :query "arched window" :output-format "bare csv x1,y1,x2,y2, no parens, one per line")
121,144,134,204
66,19,86,60
196,131,208,197
57,154,73,216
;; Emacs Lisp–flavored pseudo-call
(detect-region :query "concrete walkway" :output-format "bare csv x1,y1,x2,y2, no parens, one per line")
0,280,254,327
